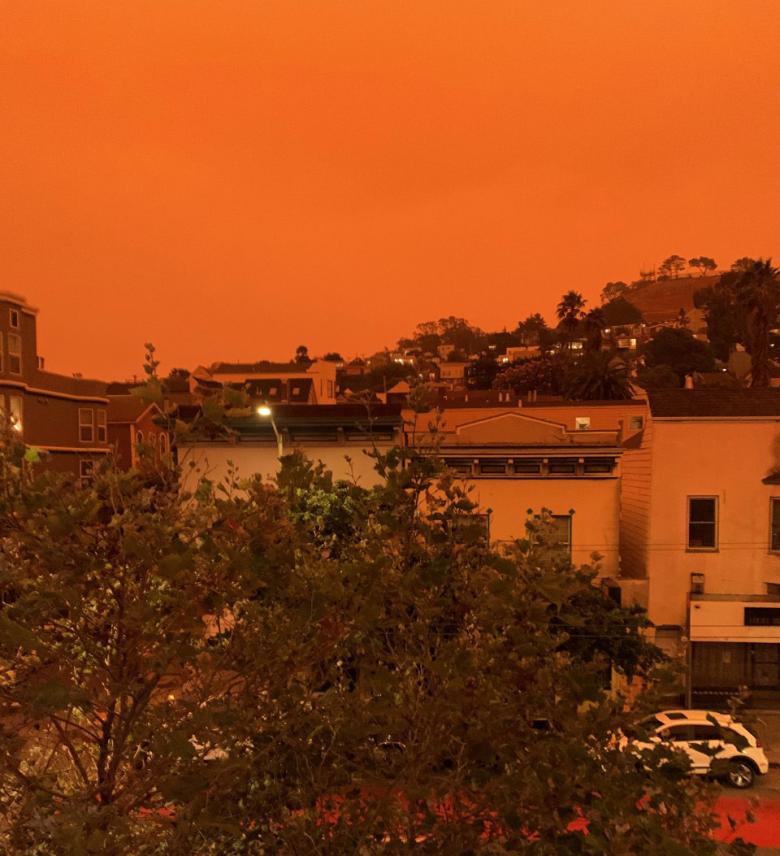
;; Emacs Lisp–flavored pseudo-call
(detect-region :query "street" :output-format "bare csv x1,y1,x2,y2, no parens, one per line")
713,767,780,853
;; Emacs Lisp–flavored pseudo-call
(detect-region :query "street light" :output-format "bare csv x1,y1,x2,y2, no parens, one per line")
256,405,283,457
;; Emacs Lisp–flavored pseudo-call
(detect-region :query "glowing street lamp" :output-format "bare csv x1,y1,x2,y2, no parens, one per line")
256,405,283,457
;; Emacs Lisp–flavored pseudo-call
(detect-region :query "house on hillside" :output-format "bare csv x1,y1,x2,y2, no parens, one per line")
0,291,110,481
620,389,780,703
190,360,338,404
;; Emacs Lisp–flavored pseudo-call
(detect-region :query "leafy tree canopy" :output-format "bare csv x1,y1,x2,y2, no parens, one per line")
641,327,716,383
602,297,644,327
0,432,737,854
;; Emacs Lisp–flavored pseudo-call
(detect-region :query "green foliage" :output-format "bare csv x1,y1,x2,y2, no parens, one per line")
636,364,682,390
493,353,569,395
641,328,716,384
0,437,744,854
602,296,644,327
563,352,633,401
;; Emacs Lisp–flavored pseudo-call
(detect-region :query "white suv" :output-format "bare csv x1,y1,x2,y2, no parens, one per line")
630,710,768,789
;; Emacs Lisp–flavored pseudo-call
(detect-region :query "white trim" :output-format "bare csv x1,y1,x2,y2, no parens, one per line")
38,445,111,454
0,379,108,403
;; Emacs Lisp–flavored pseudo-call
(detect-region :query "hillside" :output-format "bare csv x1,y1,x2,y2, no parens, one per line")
625,274,717,327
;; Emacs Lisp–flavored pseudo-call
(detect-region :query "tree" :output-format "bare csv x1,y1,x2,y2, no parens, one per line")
294,344,310,364
733,258,780,387
493,354,569,395
515,313,549,346
658,255,687,279
688,257,717,276
556,291,586,348
466,352,499,389
563,352,633,401
641,328,716,384
602,297,643,327
582,307,607,352
0,435,743,853
600,281,628,303
322,352,344,363
694,283,744,361
635,364,681,390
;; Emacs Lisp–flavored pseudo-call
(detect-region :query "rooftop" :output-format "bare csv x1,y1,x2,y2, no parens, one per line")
649,389,780,418
208,361,313,375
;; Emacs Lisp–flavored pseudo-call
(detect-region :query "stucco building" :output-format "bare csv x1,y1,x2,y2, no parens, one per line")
620,389,780,700
409,400,646,577
179,403,404,489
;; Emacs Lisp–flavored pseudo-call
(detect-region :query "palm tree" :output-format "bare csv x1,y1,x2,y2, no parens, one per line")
556,291,586,350
563,352,633,401
733,258,780,387
583,307,606,352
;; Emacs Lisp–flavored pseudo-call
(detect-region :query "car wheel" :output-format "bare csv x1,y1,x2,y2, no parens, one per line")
725,759,754,789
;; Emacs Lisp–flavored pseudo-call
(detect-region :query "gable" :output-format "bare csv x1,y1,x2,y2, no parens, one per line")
454,412,567,446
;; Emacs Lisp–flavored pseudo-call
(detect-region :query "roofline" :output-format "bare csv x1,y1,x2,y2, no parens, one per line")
0,291,38,315
652,416,780,422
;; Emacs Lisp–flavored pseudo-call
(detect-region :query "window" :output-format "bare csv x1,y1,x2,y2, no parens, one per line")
690,724,719,742
771,498,780,552
551,514,572,554
135,430,144,446
549,459,576,474
9,309,19,329
744,607,780,626
575,416,590,431
584,458,613,474
687,497,718,550
479,459,508,475
79,459,95,486
159,433,169,454
8,334,21,375
79,408,94,443
9,396,22,433
629,415,644,430
96,409,107,443
660,725,694,743
444,458,472,476
514,458,542,474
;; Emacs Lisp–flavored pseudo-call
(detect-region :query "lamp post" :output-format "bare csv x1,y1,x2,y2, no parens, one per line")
256,405,283,458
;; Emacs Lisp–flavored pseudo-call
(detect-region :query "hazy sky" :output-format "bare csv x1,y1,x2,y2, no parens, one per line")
2,1,780,379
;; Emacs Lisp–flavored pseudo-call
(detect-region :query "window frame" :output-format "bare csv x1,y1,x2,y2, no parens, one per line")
8,395,22,433
770,498,780,553
79,458,95,486
9,308,19,329
629,415,644,431
550,514,573,555
575,416,591,431
7,333,21,375
687,495,718,552
96,409,107,444
78,408,95,443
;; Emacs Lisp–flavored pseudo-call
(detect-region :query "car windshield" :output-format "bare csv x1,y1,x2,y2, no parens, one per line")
638,716,663,730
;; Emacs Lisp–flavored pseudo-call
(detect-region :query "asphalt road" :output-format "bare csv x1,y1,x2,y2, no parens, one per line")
713,767,780,852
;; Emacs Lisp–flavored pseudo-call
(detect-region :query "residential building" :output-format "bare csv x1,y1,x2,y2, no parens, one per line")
437,361,470,388
179,403,403,488
107,396,170,469
0,291,110,480
409,405,625,576
620,389,780,701
191,359,338,404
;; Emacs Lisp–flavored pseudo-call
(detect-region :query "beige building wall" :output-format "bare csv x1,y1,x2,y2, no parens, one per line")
629,419,780,629
463,476,620,575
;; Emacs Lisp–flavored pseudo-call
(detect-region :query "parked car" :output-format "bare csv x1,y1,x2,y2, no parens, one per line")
627,709,768,789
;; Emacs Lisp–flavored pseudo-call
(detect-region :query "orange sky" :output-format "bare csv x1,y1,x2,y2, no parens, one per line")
2,1,780,380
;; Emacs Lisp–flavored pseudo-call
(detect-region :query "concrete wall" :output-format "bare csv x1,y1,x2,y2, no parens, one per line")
644,419,780,628
180,441,390,489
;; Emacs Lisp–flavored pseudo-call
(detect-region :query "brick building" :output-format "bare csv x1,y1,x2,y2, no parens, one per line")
0,291,110,480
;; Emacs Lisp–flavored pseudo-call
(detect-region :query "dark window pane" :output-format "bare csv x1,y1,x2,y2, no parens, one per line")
514,459,541,474
549,460,576,474
689,523,716,548
689,498,716,522
772,499,780,551
691,725,718,740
